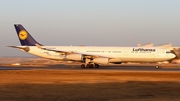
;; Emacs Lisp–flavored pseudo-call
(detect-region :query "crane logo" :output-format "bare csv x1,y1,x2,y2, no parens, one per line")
19,30,28,40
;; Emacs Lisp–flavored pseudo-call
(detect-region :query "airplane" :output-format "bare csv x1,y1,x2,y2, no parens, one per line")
8,24,176,69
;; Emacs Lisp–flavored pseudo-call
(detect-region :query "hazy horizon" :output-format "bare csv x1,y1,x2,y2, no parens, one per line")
0,0,180,57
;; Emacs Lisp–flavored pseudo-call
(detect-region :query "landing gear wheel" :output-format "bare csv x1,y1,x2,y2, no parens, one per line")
89,64,94,68
155,65,159,69
95,64,99,68
81,64,85,68
86,64,90,68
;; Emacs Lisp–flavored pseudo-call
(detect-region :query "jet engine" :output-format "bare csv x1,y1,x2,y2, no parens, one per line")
66,54,83,61
93,58,109,64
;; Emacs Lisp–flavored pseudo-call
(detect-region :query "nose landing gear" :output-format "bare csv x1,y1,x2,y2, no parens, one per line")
155,65,159,69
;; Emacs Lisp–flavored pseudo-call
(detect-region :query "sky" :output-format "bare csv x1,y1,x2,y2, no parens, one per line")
0,0,180,57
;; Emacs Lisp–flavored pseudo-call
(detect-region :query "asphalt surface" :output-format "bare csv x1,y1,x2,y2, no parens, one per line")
1,64,180,71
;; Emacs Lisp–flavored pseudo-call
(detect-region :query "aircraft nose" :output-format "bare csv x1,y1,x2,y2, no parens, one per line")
169,53,176,59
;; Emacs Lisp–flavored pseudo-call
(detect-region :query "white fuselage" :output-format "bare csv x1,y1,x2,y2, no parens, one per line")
18,46,176,63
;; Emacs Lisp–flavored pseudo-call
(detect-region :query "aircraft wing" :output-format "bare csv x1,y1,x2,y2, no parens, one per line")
36,44,76,54
36,44,110,58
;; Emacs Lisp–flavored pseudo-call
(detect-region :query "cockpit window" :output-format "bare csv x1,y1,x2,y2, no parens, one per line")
166,51,172,53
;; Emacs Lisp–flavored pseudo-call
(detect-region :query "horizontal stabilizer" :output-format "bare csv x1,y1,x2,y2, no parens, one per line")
7,46,30,52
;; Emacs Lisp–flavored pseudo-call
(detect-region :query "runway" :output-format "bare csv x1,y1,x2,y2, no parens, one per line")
1,57,180,71
1,64,180,71
1,45,179,99
1,64,180,101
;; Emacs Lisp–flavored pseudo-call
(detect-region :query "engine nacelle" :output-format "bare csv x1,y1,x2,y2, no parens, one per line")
66,54,83,61
109,58,122,64
93,58,109,64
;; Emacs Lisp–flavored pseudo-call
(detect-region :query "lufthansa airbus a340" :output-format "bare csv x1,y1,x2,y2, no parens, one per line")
8,24,176,69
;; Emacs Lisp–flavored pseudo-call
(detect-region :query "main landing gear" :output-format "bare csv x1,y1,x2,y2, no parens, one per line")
155,62,160,69
81,58,100,68
81,63,99,68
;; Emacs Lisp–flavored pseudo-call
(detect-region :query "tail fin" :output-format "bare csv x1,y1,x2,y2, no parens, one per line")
14,24,42,46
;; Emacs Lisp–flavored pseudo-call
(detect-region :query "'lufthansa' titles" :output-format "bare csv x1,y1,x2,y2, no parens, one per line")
133,48,156,52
